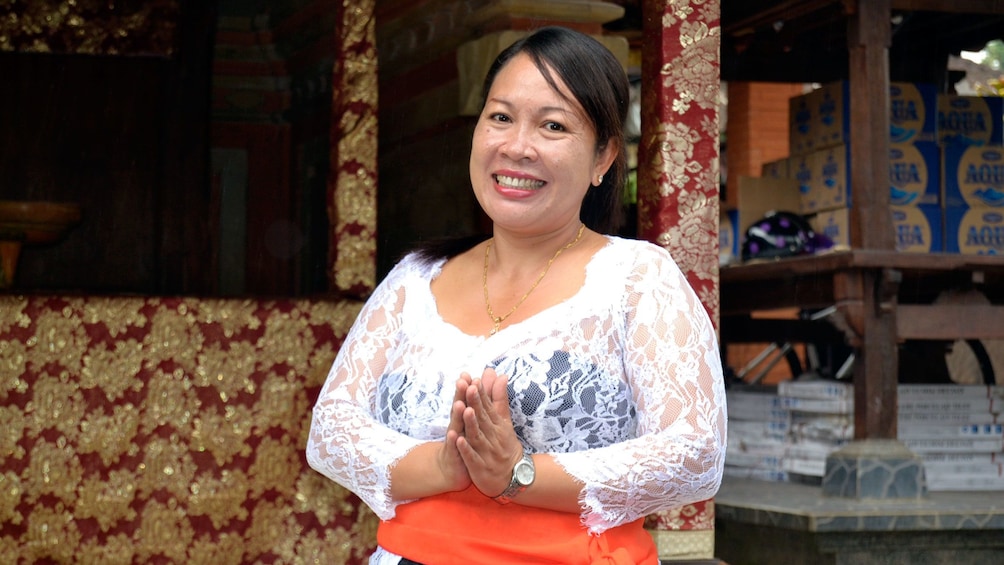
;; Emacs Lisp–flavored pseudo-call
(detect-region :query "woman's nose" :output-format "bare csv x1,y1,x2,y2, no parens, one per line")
500,125,537,160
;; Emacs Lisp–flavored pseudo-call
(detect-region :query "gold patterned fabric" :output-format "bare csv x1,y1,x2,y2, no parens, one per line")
329,0,378,298
0,1,178,56
638,0,721,546
638,0,721,325
0,295,378,564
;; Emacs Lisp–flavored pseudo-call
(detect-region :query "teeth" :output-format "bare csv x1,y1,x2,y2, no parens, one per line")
495,174,545,190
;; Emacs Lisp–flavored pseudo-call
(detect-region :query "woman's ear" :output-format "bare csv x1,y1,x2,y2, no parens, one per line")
593,140,618,186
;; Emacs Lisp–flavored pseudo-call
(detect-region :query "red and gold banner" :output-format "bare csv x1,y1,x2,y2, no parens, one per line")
329,0,379,298
639,0,721,557
0,295,377,564
639,0,721,325
0,1,179,56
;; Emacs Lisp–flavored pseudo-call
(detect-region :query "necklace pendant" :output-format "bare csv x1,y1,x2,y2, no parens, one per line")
490,322,500,336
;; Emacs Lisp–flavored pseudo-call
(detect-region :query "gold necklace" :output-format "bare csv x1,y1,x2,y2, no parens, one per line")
482,223,586,336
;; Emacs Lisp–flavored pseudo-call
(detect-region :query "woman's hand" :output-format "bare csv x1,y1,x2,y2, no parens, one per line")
439,374,474,492
455,367,524,498
390,374,473,500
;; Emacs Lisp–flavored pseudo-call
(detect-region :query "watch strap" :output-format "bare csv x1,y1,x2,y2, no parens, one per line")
492,451,533,504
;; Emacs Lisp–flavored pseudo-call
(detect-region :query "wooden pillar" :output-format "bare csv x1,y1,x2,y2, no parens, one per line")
638,0,721,559
833,268,900,439
847,1,894,251
846,0,899,439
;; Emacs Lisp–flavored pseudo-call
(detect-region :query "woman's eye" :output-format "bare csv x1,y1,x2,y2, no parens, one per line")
490,113,511,123
545,122,566,132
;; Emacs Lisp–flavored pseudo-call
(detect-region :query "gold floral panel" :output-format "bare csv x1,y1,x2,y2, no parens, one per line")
329,0,378,298
0,0,179,56
638,0,721,325
0,295,379,564
638,0,722,551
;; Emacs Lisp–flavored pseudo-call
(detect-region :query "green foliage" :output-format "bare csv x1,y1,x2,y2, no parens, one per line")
980,39,1004,71
973,40,1004,96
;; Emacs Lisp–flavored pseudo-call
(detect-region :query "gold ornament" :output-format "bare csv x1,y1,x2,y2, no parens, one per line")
482,223,585,335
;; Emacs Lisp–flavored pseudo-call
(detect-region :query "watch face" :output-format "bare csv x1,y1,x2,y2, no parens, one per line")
514,459,535,485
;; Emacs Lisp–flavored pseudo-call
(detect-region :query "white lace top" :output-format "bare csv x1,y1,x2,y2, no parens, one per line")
307,236,727,554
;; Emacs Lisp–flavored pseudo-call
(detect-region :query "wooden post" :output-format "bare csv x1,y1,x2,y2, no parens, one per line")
846,0,899,439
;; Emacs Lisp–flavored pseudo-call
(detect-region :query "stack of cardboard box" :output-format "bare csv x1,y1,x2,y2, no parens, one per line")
898,384,1004,491
776,379,853,481
940,95,1004,254
725,382,1004,491
721,83,1004,258
789,81,943,253
724,386,792,483
724,381,855,484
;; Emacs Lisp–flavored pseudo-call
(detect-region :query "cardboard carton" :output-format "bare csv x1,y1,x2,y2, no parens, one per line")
938,94,1004,147
810,204,942,253
944,206,1004,255
789,81,938,155
943,145,1004,208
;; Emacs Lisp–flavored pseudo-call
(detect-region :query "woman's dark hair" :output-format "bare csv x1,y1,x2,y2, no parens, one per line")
413,26,629,264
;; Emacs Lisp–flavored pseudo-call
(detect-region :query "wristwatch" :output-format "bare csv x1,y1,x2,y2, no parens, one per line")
493,451,535,504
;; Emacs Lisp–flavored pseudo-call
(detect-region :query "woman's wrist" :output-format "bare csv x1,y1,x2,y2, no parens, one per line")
390,442,467,500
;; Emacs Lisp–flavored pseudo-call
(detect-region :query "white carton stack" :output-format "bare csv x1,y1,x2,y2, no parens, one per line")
724,382,1004,491
897,384,1004,491
776,380,854,481
724,387,791,482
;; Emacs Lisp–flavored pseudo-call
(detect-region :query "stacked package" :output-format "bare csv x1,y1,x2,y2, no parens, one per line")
724,387,791,482
939,95,1004,255
898,384,1004,491
747,82,1004,256
788,81,944,254
725,382,1004,491
777,380,854,481
724,382,853,483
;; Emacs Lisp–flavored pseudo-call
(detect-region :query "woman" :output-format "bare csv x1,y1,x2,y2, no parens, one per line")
307,26,727,564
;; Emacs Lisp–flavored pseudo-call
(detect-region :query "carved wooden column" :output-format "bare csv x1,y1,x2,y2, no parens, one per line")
638,0,721,560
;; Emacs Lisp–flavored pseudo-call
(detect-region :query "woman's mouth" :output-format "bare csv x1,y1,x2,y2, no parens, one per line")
494,174,546,190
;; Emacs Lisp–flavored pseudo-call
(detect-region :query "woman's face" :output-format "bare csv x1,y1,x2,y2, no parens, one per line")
470,52,615,236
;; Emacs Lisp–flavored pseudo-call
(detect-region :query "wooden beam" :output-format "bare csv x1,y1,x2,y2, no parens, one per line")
897,305,1004,340
891,0,1004,15
723,0,843,35
845,0,900,442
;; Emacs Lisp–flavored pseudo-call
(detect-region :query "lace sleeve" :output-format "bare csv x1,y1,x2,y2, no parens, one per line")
556,245,728,533
305,260,425,520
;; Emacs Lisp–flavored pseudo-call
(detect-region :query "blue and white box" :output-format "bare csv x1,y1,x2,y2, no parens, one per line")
938,95,1004,147
943,145,1004,208
811,204,942,253
945,206,1004,255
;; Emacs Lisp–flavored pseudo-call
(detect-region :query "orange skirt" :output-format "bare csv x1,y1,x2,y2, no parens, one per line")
377,485,658,565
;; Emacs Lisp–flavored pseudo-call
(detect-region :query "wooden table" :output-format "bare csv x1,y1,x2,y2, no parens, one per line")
720,250,1004,438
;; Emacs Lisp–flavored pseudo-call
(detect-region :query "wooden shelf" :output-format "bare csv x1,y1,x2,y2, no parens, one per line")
722,251,1004,340
721,251,1004,436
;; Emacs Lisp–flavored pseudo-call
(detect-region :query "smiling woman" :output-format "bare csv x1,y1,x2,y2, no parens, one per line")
307,26,727,565
469,50,617,240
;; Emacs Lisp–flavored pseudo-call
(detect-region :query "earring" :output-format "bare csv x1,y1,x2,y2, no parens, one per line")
597,174,604,185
